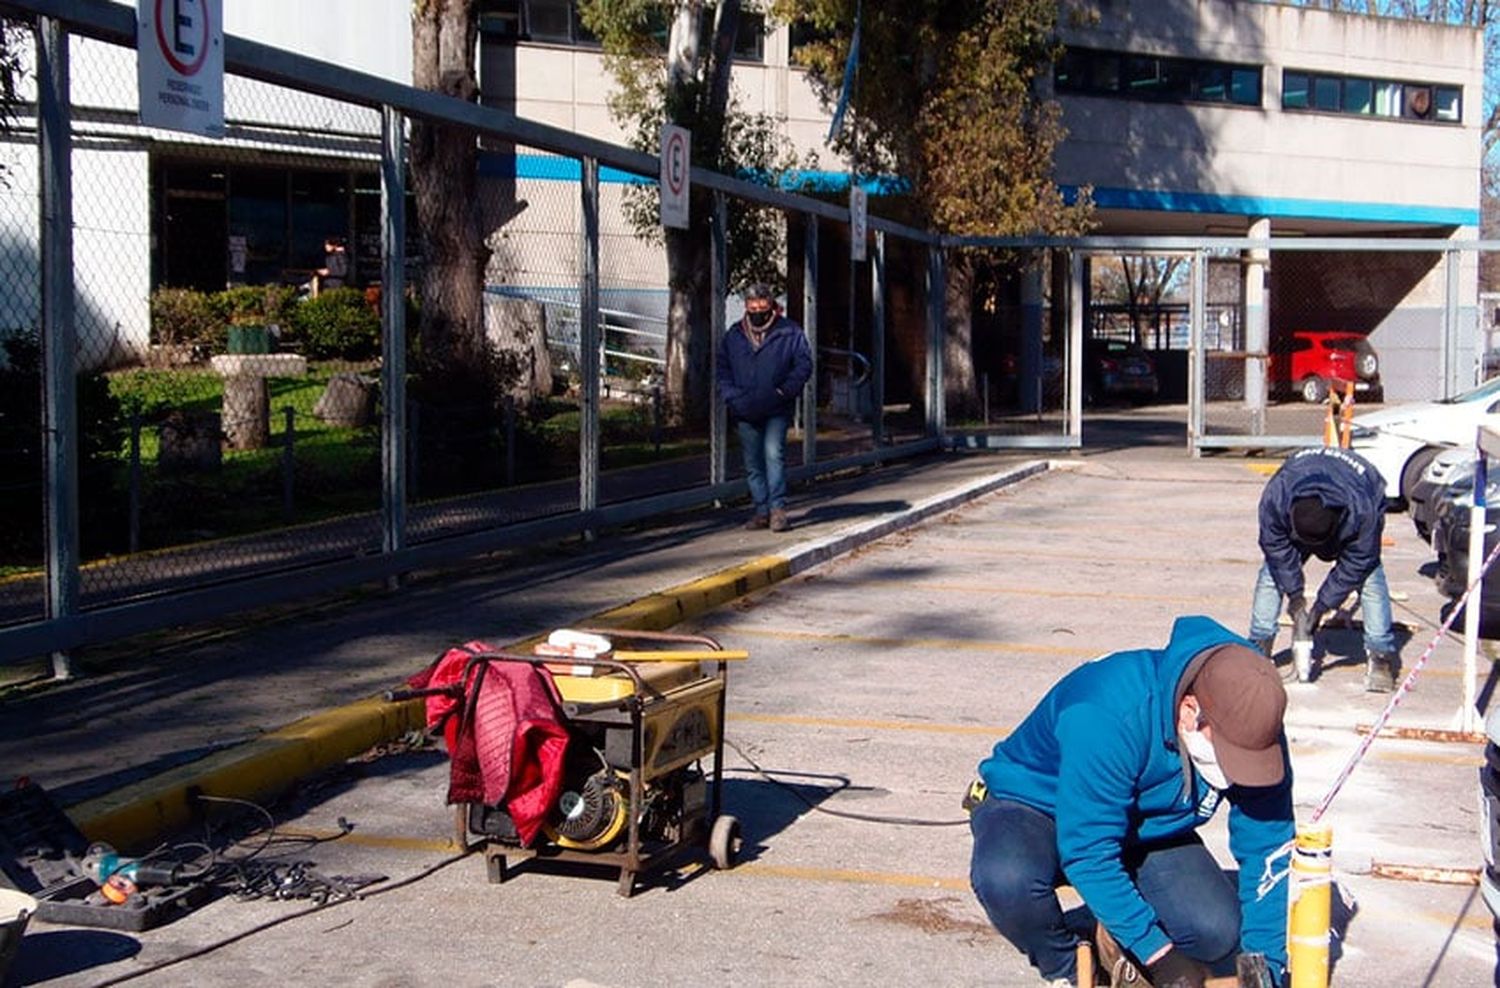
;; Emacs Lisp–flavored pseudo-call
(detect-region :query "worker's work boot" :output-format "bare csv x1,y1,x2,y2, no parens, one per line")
745,513,769,531
1251,635,1275,660
1365,650,1399,693
1093,923,1146,986
768,508,789,532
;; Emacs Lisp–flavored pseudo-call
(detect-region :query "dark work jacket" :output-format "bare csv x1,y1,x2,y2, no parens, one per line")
1257,447,1387,614
715,315,813,424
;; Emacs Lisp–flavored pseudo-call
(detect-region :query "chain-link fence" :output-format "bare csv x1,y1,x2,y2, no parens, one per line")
0,4,948,668
7,3,1490,668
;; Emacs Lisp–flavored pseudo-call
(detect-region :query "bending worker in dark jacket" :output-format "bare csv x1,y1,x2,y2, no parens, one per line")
969,616,1292,988
1249,446,1398,691
714,283,812,532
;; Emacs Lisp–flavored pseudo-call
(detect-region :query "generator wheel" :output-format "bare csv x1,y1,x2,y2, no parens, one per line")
709,814,741,870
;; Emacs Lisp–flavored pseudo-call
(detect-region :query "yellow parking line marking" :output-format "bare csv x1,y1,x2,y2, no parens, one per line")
721,626,1098,657
1246,462,1281,477
736,863,971,890
863,543,1261,566
732,712,1006,736
734,712,1481,764
911,583,1236,605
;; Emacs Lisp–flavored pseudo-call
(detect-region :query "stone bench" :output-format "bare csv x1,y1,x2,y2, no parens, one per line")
209,353,308,450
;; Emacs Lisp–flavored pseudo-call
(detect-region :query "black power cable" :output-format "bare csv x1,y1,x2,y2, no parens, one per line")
724,738,969,828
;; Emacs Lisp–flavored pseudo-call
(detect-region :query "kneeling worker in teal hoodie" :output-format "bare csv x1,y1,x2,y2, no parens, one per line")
969,616,1292,988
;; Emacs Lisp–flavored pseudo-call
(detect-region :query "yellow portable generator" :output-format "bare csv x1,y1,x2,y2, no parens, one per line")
396,629,745,897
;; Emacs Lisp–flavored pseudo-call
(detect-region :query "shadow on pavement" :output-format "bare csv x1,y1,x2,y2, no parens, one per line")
10,929,141,983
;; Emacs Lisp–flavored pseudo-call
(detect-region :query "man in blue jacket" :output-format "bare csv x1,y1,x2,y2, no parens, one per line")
715,284,813,532
969,616,1292,988
1249,446,1398,691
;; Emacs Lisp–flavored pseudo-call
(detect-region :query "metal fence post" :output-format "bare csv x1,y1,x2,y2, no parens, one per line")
1189,249,1207,454
127,412,141,555
803,214,819,467
927,245,946,437
709,191,727,487
1067,251,1084,441
380,105,407,573
871,230,886,446
1443,247,1461,399
282,406,296,522
579,155,601,517
39,16,77,680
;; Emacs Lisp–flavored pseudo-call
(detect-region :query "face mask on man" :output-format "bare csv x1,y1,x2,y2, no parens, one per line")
1181,725,1229,790
747,308,776,331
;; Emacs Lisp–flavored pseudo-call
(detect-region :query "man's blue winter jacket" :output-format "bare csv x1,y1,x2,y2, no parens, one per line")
714,314,813,424
1258,446,1387,615
977,616,1293,975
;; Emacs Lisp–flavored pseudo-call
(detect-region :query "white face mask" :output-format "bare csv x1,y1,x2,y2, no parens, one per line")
1181,727,1229,790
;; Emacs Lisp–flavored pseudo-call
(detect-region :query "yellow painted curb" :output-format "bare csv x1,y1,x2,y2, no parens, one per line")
69,553,794,851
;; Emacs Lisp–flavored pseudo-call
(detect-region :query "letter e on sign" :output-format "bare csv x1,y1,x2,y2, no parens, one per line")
137,0,224,138
660,124,691,230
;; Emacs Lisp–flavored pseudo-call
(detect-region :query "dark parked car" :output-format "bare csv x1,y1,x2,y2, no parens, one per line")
1083,338,1158,405
1407,447,1475,542
1430,490,1500,634
1482,707,1500,921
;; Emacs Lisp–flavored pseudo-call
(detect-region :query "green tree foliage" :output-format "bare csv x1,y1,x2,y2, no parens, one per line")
779,0,1092,411
579,0,806,427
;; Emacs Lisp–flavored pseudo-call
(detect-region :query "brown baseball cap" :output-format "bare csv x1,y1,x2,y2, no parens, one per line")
1191,644,1288,787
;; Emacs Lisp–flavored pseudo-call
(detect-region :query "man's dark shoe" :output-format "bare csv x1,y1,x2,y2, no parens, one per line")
769,509,789,532
1252,635,1276,659
1366,650,1399,692
745,513,769,530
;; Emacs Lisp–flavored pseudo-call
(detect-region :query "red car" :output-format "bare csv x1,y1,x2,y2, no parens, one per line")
1275,330,1382,403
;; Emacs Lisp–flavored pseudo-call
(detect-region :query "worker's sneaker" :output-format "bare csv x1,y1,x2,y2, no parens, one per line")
769,509,789,532
1365,650,1399,692
745,513,769,530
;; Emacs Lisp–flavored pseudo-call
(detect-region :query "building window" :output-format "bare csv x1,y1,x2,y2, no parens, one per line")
481,1,758,59
479,0,598,47
1055,47,1261,108
1281,69,1462,125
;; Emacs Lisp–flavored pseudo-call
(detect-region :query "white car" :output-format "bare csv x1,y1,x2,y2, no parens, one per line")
1349,376,1500,505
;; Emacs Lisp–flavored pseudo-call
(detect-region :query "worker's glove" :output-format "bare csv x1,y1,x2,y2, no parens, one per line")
1146,947,1210,988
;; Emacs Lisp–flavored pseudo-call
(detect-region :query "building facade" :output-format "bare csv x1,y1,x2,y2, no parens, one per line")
2,0,1483,400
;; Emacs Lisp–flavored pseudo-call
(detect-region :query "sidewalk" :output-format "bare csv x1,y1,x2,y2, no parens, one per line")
1,449,1047,848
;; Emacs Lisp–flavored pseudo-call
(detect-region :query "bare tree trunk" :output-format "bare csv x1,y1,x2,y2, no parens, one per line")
410,0,495,380
943,258,978,419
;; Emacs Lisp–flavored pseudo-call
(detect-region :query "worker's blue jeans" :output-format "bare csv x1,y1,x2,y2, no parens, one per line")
1247,562,1396,655
736,414,790,515
969,797,1239,983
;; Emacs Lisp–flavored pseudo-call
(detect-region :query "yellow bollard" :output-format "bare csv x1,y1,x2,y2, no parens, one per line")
1288,822,1333,988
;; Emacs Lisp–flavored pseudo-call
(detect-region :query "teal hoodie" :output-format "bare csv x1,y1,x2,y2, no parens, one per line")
977,616,1292,975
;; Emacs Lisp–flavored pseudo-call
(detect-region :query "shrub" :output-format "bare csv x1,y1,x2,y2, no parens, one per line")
211,284,298,329
292,287,381,360
149,287,219,349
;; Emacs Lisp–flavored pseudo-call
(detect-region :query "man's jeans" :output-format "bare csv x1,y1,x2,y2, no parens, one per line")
969,797,1239,983
736,415,790,514
1247,562,1396,655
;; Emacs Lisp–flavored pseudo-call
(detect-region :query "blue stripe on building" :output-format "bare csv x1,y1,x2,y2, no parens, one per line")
477,153,1475,228
1067,185,1478,227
